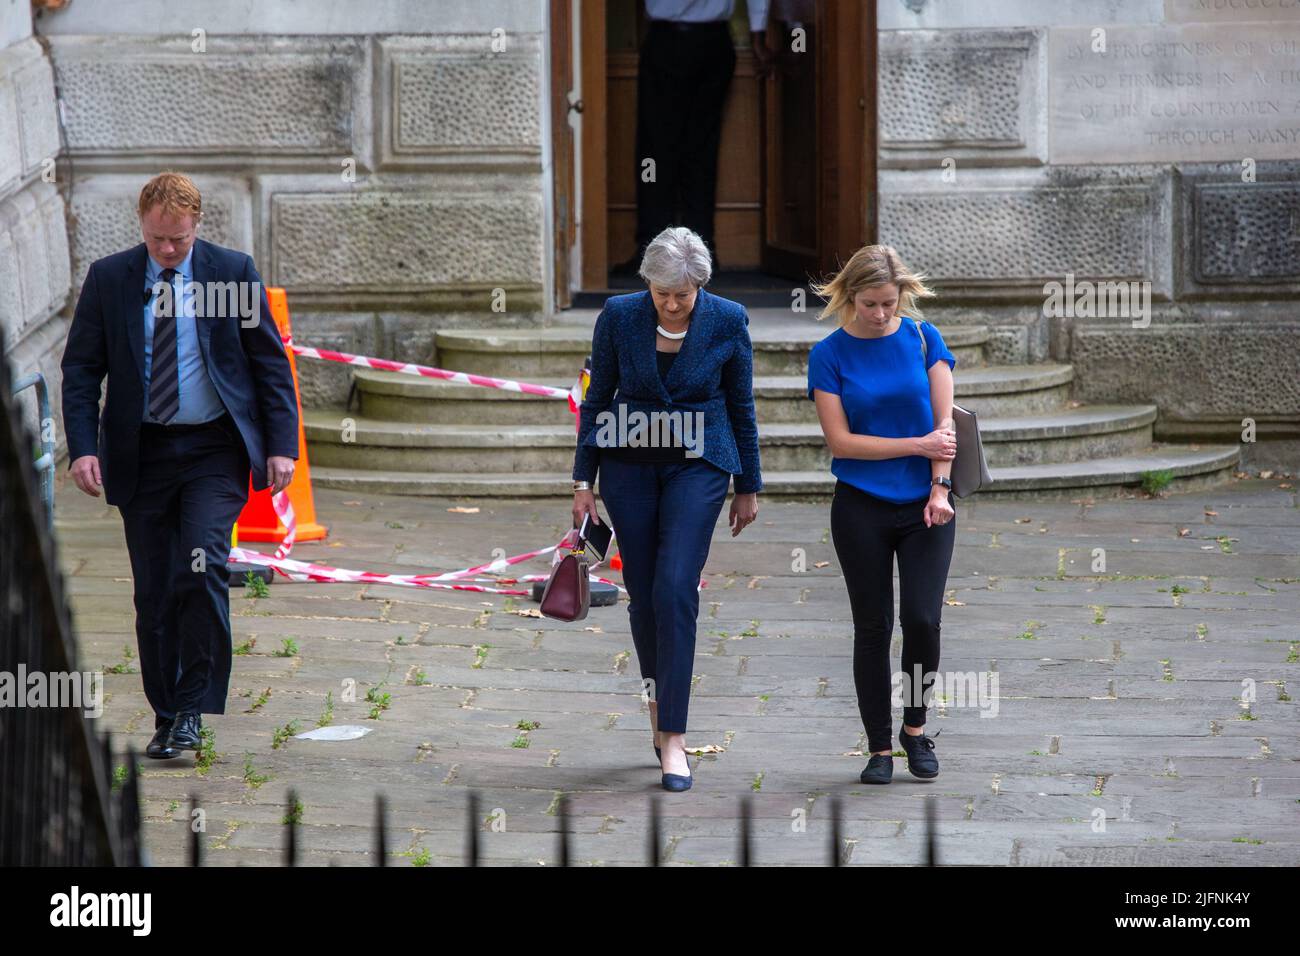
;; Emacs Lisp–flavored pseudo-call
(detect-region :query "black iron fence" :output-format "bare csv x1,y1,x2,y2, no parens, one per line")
0,333,141,865
187,789,940,866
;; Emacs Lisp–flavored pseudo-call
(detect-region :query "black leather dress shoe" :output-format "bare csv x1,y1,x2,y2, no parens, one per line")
146,720,179,759
166,712,203,751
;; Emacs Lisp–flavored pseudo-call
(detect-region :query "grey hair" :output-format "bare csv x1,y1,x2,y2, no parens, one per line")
638,226,712,290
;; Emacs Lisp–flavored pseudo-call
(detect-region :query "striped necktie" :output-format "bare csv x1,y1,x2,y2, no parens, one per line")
147,267,180,423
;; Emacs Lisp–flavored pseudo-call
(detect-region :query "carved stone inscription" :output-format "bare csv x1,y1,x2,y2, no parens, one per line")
1051,23,1300,162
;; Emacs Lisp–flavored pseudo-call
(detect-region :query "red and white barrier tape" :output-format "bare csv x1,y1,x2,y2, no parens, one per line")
230,492,623,594
282,337,585,414
227,339,707,595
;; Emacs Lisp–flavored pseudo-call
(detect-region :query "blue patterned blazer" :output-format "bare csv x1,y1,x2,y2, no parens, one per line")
572,288,763,494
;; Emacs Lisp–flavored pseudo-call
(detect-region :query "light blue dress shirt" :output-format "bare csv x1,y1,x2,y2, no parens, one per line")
645,0,769,32
142,248,226,424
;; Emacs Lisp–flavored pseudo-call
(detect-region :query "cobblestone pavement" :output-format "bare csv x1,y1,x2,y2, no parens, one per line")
54,474,1300,866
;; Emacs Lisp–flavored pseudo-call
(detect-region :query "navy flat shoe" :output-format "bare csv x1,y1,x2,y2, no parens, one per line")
661,751,692,792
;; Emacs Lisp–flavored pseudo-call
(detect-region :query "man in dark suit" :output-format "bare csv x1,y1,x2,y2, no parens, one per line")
61,171,299,759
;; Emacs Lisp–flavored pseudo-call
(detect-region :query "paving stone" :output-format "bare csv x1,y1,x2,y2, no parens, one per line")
48,477,1299,866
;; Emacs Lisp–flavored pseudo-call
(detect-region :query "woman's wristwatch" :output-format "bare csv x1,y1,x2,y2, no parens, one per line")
931,476,952,490
573,480,591,492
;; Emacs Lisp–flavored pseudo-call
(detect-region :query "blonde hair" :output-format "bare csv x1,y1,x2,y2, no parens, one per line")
810,244,935,327
138,171,203,222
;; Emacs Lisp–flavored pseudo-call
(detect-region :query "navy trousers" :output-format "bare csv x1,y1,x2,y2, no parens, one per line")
119,412,249,722
598,455,732,733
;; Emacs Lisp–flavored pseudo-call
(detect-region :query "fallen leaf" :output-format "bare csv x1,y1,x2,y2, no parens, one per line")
583,626,603,633
510,608,543,618
343,500,363,506
1259,470,1274,479
685,744,725,755
1014,517,1032,524
1280,483,1293,490
447,506,480,514
944,599,966,606
1204,510,1218,517
813,561,830,568
1177,528,1190,537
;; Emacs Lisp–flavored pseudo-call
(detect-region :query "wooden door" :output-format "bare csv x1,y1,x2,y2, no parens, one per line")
760,0,876,281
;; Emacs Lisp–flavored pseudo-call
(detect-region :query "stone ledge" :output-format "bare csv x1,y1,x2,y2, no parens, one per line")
47,35,371,159
0,181,69,338
1176,162,1300,299
1070,322,1300,420
879,29,1046,168
879,166,1173,300
378,35,542,169
259,177,545,300
0,38,60,194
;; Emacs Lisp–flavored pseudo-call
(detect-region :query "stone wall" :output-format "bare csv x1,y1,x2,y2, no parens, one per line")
877,0,1300,468
0,0,71,443
36,0,551,411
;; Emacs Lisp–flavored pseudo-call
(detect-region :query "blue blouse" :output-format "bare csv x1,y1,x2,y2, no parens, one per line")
806,317,956,504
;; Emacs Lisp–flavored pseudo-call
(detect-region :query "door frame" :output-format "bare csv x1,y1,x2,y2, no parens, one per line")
577,1,609,291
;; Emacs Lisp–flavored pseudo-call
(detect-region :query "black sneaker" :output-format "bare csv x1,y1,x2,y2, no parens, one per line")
859,753,893,785
898,727,940,779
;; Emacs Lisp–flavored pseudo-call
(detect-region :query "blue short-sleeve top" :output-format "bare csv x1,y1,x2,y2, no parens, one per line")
806,317,957,504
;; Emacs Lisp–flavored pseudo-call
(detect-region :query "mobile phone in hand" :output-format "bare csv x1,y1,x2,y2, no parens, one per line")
578,512,613,563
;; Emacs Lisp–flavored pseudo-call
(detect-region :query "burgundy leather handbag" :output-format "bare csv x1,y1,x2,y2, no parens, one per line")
539,539,590,621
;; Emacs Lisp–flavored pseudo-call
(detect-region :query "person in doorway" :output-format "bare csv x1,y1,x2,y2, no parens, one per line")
611,0,772,277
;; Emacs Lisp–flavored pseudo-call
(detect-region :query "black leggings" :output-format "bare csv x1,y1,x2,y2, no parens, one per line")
830,480,956,755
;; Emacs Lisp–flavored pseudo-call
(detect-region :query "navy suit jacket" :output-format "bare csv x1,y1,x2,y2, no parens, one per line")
60,237,300,506
573,288,763,494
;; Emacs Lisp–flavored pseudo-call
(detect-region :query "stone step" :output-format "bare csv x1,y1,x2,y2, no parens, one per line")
353,360,1064,426
305,403,1159,474
310,443,1240,500
433,323,990,378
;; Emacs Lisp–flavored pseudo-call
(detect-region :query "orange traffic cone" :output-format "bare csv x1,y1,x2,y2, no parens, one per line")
610,549,622,571
236,287,327,543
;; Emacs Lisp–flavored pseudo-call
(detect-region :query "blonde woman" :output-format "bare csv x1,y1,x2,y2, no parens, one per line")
806,245,957,785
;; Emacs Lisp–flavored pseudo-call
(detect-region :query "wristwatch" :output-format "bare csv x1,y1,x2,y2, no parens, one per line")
573,480,591,492
932,476,952,490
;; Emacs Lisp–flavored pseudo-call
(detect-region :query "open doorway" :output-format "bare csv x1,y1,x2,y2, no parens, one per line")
554,0,876,309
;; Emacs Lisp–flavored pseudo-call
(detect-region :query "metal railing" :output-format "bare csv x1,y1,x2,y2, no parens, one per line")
182,789,940,866
0,332,140,865
10,370,54,530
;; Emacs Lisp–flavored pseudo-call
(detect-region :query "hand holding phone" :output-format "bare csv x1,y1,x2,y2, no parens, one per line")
578,512,614,563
